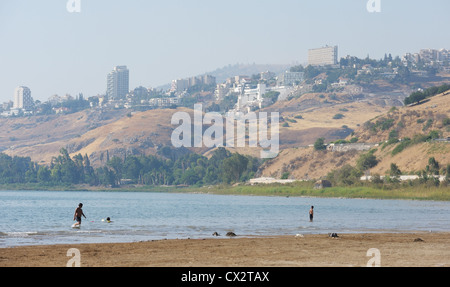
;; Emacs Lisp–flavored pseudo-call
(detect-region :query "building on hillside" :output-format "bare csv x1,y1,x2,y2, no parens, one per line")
107,66,130,100
277,71,304,86
236,83,267,111
308,45,338,66
14,86,34,110
171,75,216,93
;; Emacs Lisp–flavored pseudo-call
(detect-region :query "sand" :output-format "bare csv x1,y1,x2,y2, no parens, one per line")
1,232,449,267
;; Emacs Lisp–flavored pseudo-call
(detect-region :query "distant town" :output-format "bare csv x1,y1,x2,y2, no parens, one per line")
2,46,449,118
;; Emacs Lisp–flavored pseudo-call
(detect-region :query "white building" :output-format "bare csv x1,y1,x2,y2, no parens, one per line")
308,45,338,66
237,83,266,111
14,86,34,110
107,66,130,100
277,71,304,86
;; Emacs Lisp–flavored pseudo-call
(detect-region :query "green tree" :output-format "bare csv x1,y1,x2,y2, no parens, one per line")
314,138,327,151
107,157,123,182
427,157,440,175
123,156,143,181
222,153,249,183
357,152,379,171
445,164,450,183
327,164,363,186
37,166,51,182
389,163,402,177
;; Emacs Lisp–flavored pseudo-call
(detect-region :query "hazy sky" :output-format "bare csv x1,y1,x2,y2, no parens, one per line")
1,0,449,102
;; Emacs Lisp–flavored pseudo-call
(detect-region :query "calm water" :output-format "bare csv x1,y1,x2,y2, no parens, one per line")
0,190,449,247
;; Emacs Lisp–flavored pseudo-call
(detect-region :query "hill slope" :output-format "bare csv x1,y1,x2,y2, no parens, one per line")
2,87,449,180
259,91,450,180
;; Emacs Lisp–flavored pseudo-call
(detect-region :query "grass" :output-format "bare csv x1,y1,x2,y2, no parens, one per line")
185,182,450,201
1,182,449,201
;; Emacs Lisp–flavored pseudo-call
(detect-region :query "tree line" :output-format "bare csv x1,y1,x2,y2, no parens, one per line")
0,147,261,187
404,84,450,105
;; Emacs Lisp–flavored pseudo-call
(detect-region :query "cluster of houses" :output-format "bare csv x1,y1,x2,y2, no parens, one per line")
214,71,304,112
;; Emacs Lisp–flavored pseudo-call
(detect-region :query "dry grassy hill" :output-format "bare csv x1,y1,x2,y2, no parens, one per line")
264,91,392,148
353,91,450,142
258,91,450,180
66,108,188,166
0,109,128,164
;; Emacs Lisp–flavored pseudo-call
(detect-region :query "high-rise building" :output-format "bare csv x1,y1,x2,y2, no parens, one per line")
107,66,129,100
308,45,338,66
13,86,34,110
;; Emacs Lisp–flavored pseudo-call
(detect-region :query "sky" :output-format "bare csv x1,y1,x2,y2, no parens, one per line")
0,0,449,103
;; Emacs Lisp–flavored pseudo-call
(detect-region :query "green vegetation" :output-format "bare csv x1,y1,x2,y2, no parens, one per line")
389,163,402,177
313,138,327,151
325,150,450,199
442,117,450,126
356,150,379,171
391,130,441,156
364,117,395,133
404,84,450,105
0,147,260,188
333,113,345,120
188,183,450,201
263,91,280,104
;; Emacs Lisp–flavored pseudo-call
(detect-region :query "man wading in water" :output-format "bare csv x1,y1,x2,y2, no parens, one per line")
309,206,314,222
73,203,87,227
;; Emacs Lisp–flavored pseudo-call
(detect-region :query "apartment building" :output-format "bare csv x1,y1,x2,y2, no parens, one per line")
308,45,338,66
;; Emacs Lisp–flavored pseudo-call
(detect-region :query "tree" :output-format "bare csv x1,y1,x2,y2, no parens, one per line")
426,157,440,175
357,152,379,171
107,157,123,181
404,91,426,105
389,163,402,177
37,166,51,182
304,65,321,80
97,167,117,187
123,156,143,181
222,153,249,183
445,164,450,183
327,164,362,186
314,138,327,151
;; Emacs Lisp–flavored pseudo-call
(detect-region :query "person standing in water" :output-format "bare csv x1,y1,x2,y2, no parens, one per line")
309,206,314,222
73,203,86,227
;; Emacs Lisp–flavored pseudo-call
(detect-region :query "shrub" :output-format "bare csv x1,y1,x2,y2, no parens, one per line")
314,138,327,151
443,118,450,126
357,152,379,171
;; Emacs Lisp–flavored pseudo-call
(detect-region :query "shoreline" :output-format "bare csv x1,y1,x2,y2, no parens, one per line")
1,184,450,202
1,232,449,267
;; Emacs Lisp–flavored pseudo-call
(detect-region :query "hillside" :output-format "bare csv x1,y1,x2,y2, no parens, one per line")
1,87,392,167
0,109,128,164
1,82,449,183
353,90,450,143
259,91,450,180
264,91,392,148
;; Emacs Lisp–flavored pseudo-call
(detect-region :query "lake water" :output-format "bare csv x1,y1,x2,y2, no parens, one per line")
0,190,449,247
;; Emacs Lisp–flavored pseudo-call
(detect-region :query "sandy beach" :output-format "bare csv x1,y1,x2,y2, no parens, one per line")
1,232,449,267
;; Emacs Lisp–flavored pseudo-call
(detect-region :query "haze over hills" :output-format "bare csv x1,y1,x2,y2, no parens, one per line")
156,63,292,91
